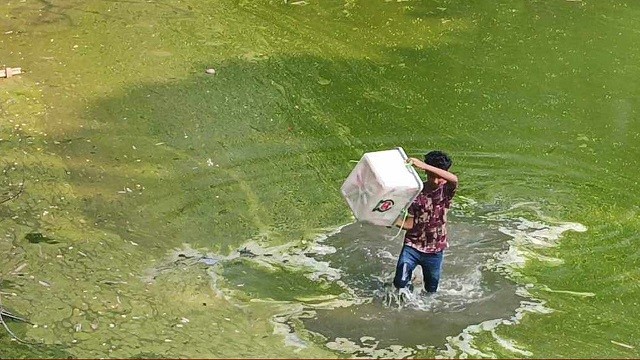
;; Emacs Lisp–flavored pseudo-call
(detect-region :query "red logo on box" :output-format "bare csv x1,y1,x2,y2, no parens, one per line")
373,199,394,212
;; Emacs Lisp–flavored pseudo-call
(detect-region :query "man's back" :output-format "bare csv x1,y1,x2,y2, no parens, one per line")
404,182,456,254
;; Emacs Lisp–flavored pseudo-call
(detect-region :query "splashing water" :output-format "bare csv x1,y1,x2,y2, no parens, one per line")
151,200,586,358
301,219,522,352
295,202,586,358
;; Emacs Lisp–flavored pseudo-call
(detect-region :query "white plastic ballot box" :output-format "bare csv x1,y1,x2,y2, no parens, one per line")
341,147,424,226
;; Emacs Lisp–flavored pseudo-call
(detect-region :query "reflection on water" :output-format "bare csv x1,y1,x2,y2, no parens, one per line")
302,220,521,349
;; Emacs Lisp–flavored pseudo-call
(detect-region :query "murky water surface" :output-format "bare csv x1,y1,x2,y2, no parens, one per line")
303,221,520,349
1,0,639,358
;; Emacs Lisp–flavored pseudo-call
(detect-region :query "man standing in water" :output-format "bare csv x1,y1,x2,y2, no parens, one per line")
392,150,458,297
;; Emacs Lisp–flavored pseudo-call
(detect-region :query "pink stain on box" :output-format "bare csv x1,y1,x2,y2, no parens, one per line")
341,147,424,227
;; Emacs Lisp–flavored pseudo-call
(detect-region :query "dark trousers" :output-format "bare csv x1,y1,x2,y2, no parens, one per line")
393,245,444,293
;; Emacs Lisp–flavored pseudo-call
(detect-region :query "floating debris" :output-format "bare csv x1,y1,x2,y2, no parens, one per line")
198,257,219,266
611,340,634,349
0,307,33,344
100,280,128,285
11,263,27,274
25,232,59,244
0,67,21,78
317,77,331,85
539,285,595,297
0,308,32,324
238,247,257,258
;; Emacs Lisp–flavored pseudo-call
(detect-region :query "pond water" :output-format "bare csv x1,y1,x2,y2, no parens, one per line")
203,199,585,357
1,0,639,358
302,221,521,350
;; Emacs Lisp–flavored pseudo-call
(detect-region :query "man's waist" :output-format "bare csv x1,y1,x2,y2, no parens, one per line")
404,241,447,254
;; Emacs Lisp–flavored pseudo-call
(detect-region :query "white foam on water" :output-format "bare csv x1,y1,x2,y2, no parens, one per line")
375,249,395,261
309,243,337,255
499,217,587,247
381,265,487,312
491,329,533,357
325,337,416,359
439,267,485,300
491,220,586,278
235,232,345,283
439,205,587,358
152,201,587,358
286,210,586,358
271,304,312,351
539,285,596,298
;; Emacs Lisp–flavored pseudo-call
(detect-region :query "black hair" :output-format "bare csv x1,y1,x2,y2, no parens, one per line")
424,150,452,170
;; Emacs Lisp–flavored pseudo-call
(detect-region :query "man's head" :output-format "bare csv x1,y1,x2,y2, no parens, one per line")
424,150,452,170
424,150,452,186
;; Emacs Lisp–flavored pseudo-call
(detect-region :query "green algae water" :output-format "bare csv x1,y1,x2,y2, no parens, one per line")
1,0,639,358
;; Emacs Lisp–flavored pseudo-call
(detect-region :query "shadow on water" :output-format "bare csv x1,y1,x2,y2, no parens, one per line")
303,220,521,349
59,50,544,354
53,1,617,256
63,51,484,253
39,36,596,356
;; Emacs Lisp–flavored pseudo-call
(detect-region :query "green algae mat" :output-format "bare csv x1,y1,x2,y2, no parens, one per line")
1,0,639,358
